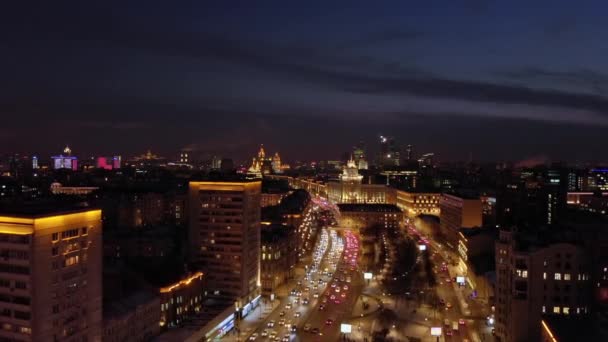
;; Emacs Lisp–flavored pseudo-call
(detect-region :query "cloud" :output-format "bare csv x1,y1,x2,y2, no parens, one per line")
4,5,608,127
496,67,608,95
340,28,427,48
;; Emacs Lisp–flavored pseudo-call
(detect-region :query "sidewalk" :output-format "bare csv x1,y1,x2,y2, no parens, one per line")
221,299,280,342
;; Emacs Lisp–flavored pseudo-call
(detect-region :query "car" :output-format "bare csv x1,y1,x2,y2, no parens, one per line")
278,319,285,326
446,302,452,309
343,285,349,290
294,311,301,318
261,330,269,337
319,304,326,311
446,329,453,336
302,298,309,305
268,320,275,327
290,324,297,333
311,328,320,335
279,311,285,317
303,324,311,332
334,299,341,304
321,297,327,303
313,292,319,298
285,304,292,310
325,318,334,326
249,332,259,340
459,318,466,325
335,288,340,293
340,292,346,298
331,283,336,288
444,319,450,326
330,295,336,300
439,299,445,305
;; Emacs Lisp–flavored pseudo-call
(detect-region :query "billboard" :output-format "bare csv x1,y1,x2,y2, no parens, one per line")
456,276,465,285
364,272,373,280
431,327,442,336
418,244,427,251
340,324,352,333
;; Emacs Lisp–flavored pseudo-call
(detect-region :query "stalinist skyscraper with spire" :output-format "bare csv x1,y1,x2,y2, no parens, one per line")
248,144,284,176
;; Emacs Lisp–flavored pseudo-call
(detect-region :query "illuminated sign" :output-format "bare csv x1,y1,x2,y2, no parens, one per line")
364,273,373,280
418,244,427,251
340,324,352,333
431,327,442,336
456,276,465,284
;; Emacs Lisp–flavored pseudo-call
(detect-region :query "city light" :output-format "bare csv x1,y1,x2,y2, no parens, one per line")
340,323,352,333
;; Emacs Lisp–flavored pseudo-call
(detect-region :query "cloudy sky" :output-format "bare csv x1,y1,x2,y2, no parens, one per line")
2,1,607,162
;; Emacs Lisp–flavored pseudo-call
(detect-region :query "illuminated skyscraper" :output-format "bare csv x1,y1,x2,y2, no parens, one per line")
379,135,399,167
405,144,413,161
51,146,78,171
0,207,102,341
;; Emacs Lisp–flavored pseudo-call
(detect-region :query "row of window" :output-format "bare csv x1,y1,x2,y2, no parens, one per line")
0,322,31,335
51,227,88,242
0,279,26,289
0,234,29,245
542,306,588,315
544,272,588,281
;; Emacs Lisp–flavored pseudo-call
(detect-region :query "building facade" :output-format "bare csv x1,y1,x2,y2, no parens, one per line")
159,272,204,329
394,190,440,217
327,158,390,203
337,204,403,230
439,193,483,248
0,207,102,341
495,229,592,342
103,292,160,342
260,224,297,296
188,180,261,312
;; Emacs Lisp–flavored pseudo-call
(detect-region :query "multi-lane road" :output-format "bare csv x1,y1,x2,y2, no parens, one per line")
242,227,362,342
234,202,493,342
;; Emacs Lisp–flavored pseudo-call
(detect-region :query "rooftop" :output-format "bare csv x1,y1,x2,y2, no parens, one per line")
337,203,402,213
0,200,97,218
261,223,295,243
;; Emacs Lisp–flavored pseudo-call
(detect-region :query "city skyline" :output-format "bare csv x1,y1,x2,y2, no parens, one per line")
2,1,608,161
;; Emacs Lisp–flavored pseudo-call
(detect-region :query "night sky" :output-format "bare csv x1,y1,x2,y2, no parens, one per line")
2,1,608,163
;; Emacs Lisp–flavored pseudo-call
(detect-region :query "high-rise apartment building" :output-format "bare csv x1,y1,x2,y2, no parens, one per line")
495,228,592,342
0,206,102,341
439,192,482,248
188,180,261,313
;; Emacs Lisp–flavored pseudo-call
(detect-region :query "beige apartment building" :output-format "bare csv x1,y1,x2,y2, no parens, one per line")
0,207,102,341
188,180,261,313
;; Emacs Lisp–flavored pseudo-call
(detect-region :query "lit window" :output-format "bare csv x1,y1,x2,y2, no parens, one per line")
563,307,570,315
554,273,562,280
543,272,547,280
522,270,528,278
553,306,560,314
542,305,546,313
564,273,571,281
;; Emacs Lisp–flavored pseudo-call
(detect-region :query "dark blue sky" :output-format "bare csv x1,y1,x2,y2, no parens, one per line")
2,1,608,162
